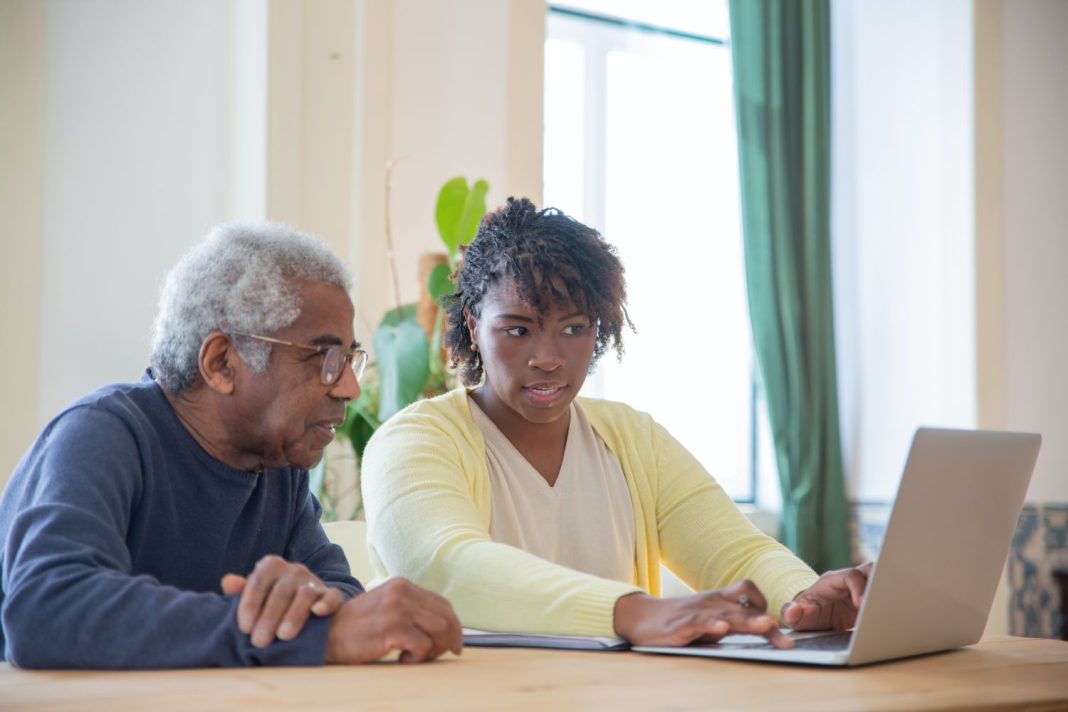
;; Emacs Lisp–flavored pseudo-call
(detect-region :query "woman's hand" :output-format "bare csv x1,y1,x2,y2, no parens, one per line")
612,580,794,649
781,561,874,631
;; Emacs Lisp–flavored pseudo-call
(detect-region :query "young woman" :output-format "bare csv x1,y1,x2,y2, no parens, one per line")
361,198,870,647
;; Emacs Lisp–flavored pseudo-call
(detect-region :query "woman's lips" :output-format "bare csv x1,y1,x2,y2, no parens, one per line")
522,384,568,407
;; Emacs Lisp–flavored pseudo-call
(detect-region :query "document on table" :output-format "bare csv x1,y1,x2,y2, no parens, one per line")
462,628,630,651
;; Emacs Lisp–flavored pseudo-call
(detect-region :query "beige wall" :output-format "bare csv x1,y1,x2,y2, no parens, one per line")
0,1,45,489
352,0,544,333
1000,0,1068,506
975,0,1068,636
0,0,545,491
976,0,1068,503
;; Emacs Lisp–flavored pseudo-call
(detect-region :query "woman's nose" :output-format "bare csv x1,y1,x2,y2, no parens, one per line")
528,341,565,371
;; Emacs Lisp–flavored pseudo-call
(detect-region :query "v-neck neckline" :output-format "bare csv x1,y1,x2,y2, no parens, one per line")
468,395,577,490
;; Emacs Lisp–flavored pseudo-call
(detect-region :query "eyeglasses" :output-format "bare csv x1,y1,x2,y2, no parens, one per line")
231,333,368,386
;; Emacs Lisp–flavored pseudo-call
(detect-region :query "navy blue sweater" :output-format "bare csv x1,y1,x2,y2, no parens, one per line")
0,374,363,668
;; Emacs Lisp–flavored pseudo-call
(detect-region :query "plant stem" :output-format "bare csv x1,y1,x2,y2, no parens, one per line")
384,159,404,319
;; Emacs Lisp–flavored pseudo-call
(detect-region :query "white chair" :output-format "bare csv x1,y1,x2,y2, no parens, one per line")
322,520,375,584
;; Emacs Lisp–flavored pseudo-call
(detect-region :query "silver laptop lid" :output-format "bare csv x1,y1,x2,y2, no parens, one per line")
847,427,1041,665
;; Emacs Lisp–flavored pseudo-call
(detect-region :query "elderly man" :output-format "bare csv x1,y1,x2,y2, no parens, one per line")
0,223,461,668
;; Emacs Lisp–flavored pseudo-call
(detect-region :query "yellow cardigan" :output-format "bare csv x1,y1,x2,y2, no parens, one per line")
361,388,818,637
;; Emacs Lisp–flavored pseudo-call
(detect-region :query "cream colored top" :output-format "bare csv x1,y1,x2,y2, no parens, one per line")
469,398,636,584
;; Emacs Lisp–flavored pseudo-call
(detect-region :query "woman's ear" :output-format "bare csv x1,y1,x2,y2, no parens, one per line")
197,331,238,395
464,307,479,348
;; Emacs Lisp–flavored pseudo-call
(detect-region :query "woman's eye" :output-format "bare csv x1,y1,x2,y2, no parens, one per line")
563,324,588,335
503,326,527,337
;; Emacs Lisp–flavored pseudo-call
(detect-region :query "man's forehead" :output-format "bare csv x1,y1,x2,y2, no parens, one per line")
285,282,357,339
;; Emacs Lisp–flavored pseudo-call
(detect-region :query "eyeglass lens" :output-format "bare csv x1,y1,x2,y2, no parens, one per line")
321,346,368,386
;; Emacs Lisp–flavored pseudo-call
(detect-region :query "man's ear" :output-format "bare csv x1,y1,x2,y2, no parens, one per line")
198,331,239,395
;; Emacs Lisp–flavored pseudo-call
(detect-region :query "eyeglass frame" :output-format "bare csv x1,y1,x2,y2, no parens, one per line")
230,332,368,386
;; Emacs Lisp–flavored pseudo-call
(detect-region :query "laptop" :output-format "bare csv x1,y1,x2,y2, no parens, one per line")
634,427,1041,666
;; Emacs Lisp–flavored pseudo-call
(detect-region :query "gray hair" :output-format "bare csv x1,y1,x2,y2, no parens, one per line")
151,222,353,394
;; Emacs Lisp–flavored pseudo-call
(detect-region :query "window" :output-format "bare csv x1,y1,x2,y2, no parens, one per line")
544,1,779,507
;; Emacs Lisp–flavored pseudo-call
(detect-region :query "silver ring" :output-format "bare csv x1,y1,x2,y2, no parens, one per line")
738,594,750,608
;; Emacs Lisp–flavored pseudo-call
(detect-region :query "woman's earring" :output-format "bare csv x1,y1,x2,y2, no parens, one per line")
471,343,479,352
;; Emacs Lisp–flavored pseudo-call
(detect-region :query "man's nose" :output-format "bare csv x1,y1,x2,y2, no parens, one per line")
328,362,361,401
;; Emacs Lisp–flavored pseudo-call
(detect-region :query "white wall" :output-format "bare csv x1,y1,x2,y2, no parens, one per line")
832,0,977,501
0,0,268,490
37,0,267,423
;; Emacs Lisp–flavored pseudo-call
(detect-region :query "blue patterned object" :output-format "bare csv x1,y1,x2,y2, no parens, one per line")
850,500,1067,640
1009,503,1068,639
849,502,891,564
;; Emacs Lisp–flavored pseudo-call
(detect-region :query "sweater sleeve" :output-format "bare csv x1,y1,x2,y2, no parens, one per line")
1,408,329,669
284,486,365,597
650,418,819,619
361,403,640,638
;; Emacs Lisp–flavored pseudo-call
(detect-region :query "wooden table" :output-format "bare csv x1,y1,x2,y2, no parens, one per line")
2,636,1067,711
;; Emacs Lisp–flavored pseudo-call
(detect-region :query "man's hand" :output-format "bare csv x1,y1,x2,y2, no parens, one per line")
781,561,874,631
221,555,344,648
324,577,463,664
613,579,794,649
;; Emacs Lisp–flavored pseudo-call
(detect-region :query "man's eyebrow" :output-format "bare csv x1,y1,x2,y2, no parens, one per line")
307,335,354,348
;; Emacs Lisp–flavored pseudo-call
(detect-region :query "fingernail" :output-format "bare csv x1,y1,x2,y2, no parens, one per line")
277,622,295,640
252,628,271,647
238,616,252,633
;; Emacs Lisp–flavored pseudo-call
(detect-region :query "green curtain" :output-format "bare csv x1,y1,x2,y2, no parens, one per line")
728,0,851,571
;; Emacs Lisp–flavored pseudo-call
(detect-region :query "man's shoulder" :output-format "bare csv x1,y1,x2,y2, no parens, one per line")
2,378,169,519
53,378,165,432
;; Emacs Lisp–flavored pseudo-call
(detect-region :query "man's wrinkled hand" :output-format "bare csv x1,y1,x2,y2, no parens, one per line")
221,554,343,647
324,577,463,664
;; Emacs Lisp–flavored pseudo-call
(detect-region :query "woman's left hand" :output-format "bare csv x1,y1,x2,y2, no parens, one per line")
781,561,874,631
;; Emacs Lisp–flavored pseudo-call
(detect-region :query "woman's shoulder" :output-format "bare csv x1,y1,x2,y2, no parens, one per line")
575,395,659,436
369,387,478,446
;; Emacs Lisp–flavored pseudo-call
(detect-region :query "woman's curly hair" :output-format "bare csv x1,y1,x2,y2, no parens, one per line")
442,197,633,386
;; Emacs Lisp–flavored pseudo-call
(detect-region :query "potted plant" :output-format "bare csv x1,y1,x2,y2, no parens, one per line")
311,175,489,520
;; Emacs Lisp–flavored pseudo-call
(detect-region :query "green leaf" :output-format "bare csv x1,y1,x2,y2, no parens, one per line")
435,177,490,256
344,405,378,460
427,262,454,301
374,318,430,421
380,303,417,328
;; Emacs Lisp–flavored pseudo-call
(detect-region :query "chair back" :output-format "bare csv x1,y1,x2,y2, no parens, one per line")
322,520,374,584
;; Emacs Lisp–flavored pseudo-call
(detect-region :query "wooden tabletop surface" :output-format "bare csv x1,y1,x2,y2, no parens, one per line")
2,635,1067,711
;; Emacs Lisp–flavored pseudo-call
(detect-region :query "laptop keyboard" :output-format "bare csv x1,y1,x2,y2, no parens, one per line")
780,631,853,651
731,630,854,651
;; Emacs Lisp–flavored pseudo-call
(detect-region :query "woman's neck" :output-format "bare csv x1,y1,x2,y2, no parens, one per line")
469,386,571,484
